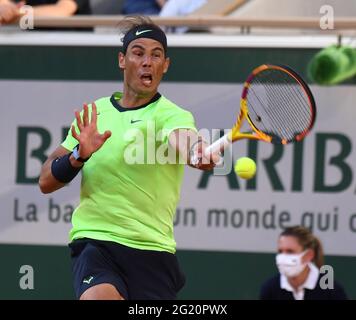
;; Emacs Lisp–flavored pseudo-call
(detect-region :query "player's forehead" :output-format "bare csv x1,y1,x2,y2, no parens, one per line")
128,38,165,52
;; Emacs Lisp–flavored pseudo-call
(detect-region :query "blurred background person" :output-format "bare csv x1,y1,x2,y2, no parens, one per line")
260,226,348,300
160,0,206,33
121,0,166,15
0,0,90,25
0,1,22,24
25,0,91,16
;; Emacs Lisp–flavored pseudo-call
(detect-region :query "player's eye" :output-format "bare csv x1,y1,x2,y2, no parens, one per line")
151,51,162,58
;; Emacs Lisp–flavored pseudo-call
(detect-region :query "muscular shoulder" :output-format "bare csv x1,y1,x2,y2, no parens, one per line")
155,95,193,119
93,96,112,109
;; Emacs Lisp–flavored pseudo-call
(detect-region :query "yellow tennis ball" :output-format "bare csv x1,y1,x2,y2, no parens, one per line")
234,157,256,179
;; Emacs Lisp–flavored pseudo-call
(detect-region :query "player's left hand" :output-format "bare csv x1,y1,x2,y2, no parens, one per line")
71,102,112,159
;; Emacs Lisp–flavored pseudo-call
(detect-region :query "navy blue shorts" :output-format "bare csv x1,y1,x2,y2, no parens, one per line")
68,238,186,300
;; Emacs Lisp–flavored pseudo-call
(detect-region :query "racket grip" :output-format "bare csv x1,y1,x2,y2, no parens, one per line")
204,134,231,156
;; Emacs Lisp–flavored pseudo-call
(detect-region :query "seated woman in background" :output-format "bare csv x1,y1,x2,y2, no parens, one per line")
260,226,348,300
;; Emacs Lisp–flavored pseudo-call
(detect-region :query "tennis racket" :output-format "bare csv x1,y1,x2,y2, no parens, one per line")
205,64,316,155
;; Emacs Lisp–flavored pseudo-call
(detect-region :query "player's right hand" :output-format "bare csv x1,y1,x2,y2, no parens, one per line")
190,138,221,171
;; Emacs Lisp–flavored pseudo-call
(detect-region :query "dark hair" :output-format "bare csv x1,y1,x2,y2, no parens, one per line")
118,16,167,55
118,15,155,38
280,226,324,268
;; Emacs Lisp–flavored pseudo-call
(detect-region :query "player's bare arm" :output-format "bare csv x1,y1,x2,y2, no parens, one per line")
168,129,220,171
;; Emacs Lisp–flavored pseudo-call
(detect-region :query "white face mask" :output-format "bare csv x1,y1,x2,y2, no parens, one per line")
276,251,308,278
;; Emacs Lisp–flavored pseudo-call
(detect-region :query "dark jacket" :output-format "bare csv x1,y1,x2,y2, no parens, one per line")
260,274,348,300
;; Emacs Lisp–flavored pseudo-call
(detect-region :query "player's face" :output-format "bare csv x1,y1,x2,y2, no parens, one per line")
119,38,170,96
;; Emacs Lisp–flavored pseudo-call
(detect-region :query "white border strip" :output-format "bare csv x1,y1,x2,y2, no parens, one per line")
0,31,354,49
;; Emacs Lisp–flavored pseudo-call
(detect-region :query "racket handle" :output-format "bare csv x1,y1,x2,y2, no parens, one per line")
204,134,231,156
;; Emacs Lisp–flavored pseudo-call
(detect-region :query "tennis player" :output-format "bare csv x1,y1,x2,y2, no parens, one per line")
39,15,220,300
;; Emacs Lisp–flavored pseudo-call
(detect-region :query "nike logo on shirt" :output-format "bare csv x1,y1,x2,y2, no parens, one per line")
131,119,142,124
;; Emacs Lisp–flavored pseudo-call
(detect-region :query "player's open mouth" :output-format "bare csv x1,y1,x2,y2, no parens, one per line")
141,74,153,86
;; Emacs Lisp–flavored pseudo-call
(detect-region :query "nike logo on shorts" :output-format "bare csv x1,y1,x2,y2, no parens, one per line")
83,275,94,284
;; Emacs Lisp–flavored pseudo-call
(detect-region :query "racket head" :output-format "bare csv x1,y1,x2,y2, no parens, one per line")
231,64,316,144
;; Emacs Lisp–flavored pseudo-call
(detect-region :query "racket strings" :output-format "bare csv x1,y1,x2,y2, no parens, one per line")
249,85,303,141
266,79,310,135
278,83,311,136
276,73,312,123
249,85,287,137
249,80,297,140
246,69,313,142
259,81,299,134
263,71,311,128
